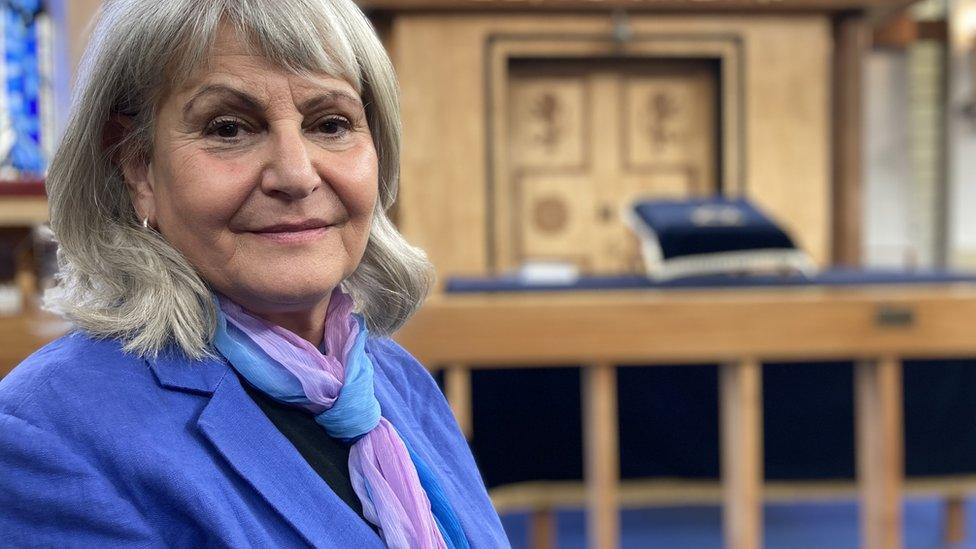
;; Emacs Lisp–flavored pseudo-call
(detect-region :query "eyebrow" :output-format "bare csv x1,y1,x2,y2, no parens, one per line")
297,90,364,113
182,85,260,116
181,84,363,116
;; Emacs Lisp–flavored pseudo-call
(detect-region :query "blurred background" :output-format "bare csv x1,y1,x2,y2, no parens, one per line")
7,0,976,547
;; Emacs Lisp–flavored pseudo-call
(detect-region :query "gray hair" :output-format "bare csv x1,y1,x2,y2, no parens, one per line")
45,0,433,358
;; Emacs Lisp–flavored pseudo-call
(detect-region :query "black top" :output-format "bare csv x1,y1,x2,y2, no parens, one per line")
239,375,372,527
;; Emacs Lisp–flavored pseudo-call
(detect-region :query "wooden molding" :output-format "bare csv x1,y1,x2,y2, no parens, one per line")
360,0,913,13
0,180,46,197
488,476,976,512
398,286,976,366
873,14,948,49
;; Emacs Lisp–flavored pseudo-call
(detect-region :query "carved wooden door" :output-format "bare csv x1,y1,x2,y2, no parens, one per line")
506,58,718,273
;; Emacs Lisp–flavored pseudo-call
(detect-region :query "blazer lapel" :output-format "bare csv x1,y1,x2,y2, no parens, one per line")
149,350,383,547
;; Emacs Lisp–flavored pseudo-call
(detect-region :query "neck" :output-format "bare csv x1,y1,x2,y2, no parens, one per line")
242,295,332,347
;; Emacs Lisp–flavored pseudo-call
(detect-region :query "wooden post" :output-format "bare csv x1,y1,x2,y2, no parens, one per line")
832,14,868,266
444,364,473,438
855,356,903,549
943,496,966,545
529,508,556,549
720,358,763,549
582,362,619,549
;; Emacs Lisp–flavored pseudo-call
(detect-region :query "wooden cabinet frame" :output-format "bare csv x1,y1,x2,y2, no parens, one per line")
486,33,746,271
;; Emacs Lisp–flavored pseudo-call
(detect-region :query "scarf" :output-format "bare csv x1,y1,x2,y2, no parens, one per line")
212,289,468,549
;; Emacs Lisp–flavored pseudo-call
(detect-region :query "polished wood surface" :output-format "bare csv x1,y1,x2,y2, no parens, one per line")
489,476,976,510
582,362,620,549
721,358,763,549
0,197,47,227
856,356,904,549
397,285,976,365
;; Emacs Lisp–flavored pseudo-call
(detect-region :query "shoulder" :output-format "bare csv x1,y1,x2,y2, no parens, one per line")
0,333,164,545
0,331,212,451
366,337,442,404
0,332,149,419
365,336,457,435
365,336,423,370
366,337,433,377
0,332,173,461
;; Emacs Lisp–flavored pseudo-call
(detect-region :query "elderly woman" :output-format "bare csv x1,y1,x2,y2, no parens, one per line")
0,0,507,547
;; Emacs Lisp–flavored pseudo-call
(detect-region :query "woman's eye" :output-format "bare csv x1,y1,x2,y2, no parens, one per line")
215,123,240,138
317,116,352,136
205,118,248,140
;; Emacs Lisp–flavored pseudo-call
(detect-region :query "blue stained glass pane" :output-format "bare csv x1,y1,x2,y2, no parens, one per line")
2,3,47,175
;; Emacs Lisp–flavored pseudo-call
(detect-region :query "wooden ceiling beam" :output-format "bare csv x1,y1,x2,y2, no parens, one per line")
359,0,921,14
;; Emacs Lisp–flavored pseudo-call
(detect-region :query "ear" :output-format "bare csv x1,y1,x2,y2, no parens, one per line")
105,115,156,226
123,157,156,228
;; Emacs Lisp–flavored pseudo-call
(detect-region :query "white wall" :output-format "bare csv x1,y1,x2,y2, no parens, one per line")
863,51,916,267
949,0,976,268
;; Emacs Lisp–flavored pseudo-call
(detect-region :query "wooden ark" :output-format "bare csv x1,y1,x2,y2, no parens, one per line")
359,0,895,282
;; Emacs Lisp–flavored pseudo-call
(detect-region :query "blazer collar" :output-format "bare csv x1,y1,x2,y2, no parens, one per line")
147,346,228,394
149,345,383,546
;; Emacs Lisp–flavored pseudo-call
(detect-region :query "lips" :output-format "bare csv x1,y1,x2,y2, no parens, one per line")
251,219,330,233
246,218,337,244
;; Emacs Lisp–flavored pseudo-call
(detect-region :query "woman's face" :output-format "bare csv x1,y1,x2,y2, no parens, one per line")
125,27,377,328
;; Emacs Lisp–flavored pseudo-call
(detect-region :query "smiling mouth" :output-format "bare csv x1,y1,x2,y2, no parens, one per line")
249,224,334,243
253,226,332,242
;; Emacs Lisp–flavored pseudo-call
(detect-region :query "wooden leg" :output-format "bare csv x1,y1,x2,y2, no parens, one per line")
445,365,473,439
855,357,903,549
529,507,556,549
582,362,619,549
720,358,763,549
943,495,966,545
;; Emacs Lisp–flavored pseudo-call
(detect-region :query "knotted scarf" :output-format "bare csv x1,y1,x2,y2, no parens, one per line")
212,290,468,549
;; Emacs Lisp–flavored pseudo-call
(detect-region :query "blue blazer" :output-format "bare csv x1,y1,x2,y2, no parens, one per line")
0,332,508,548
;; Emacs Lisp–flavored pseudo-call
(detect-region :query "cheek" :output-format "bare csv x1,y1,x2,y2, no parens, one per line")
152,154,253,241
336,146,379,218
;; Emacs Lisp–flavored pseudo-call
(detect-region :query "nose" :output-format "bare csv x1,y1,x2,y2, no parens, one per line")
261,126,320,199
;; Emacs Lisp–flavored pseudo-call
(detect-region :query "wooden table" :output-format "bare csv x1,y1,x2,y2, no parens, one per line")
394,283,976,549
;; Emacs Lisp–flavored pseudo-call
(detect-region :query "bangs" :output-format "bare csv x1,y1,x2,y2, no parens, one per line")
162,0,362,99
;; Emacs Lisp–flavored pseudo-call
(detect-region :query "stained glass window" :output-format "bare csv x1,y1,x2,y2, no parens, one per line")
0,0,53,179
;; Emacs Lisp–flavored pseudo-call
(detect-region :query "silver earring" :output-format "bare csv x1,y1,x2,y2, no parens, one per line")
142,217,149,229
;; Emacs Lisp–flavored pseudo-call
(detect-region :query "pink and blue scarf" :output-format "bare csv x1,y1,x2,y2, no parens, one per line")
213,290,467,549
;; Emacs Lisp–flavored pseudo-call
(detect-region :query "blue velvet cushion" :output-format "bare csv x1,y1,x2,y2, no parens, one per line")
628,197,815,279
